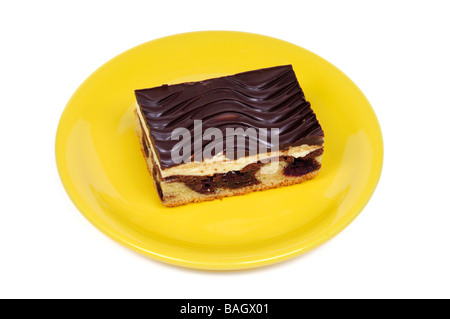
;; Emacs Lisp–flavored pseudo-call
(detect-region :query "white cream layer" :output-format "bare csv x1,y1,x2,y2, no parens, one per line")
136,104,323,177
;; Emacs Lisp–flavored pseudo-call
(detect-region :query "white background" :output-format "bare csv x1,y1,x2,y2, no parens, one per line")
1,0,449,299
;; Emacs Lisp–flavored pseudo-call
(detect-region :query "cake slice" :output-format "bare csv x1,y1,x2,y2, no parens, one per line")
135,65,324,207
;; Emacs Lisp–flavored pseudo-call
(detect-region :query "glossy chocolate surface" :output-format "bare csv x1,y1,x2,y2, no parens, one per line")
135,65,323,169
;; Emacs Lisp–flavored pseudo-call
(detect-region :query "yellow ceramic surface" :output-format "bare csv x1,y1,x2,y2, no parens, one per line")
55,31,383,270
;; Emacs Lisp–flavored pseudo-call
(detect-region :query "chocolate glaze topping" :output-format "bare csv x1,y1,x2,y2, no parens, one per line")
135,65,324,169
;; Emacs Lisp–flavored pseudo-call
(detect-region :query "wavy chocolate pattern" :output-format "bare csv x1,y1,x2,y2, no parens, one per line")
135,65,324,169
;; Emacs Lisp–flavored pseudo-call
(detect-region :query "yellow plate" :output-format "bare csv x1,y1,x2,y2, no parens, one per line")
55,31,383,270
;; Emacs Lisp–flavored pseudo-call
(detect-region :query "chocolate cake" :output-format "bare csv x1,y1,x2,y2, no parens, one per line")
134,65,324,206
